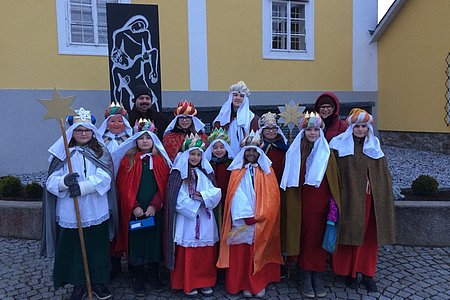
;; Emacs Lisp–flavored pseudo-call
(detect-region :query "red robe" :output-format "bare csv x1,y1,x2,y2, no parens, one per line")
113,153,170,257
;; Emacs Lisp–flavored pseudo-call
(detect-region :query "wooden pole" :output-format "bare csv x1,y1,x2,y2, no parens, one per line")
58,118,93,300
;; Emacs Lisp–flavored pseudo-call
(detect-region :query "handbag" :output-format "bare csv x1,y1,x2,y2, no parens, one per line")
129,216,155,231
322,220,338,253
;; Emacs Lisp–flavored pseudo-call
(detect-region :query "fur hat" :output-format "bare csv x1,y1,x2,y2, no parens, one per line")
104,102,128,119
299,112,324,129
174,100,197,116
229,80,251,97
133,85,152,103
181,133,206,152
67,107,96,125
240,130,263,148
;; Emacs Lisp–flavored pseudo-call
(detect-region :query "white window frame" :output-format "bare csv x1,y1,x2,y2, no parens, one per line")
262,0,314,60
56,0,130,56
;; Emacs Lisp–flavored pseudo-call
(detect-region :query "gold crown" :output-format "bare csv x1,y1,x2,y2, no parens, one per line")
239,130,263,148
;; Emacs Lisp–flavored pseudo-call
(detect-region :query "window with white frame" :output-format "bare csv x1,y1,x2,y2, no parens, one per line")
56,0,130,56
262,0,314,60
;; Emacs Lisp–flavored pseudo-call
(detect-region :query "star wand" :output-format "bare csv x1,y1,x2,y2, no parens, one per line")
39,89,93,300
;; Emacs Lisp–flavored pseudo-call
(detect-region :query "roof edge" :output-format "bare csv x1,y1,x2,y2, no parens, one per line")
370,0,407,43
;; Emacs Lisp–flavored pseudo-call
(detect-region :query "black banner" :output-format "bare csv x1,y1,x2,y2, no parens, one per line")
107,3,161,112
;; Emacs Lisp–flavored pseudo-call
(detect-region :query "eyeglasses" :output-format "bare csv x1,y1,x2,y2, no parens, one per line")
319,105,334,110
178,116,192,120
263,127,277,132
74,129,93,134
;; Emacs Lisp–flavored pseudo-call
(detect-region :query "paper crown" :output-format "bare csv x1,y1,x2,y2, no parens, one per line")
229,80,251,97
67,107,96,126
181,133,206,152
240,130,263,148
104,102,128,119
299,112,324,129
174,100,197,116
134,118,156,133
207,128,230,144
346,108,373,125
259,111,278,128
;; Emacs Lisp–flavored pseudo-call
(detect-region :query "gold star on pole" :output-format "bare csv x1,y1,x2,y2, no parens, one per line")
38,88,76,120
278,100,306,143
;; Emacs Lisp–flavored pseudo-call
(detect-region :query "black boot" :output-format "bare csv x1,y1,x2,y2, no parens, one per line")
148,262,164,293
110,256,121,280
132,265,146,297
345,275,358,289
300,270,315,298
362,274,378,292
312,272,326,297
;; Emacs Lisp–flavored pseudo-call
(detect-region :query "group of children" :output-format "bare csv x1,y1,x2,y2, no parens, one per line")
42,81,395,300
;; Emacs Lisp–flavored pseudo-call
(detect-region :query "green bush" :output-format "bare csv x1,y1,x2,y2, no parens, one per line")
24,182,43,199
411,175,439,196
0,176,23,198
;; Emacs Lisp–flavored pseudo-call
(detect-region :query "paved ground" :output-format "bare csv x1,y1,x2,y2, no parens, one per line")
0,237,449,299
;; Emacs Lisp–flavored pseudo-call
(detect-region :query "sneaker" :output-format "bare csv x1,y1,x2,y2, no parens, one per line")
312,272,326,298
200,287,213,295
362,275,378,292
133,277,146,297
92,284,112,300
185,289,198,296
255,288,266,298
70,285,86,300
242,290,253,298
301,271,315,298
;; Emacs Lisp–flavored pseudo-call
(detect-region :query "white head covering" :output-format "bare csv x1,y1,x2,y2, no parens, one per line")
329,123,385,159
227,145,272,175
203,139,236,162
280,128,330,190
163,115,205,136
172,147,214,180
111,130,172,175
257,124,288,144
48,122,106,162
98,114,133,137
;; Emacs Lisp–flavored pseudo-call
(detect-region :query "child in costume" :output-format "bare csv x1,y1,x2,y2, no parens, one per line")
213,81,259,155
280,112,341,298
217,131,283,298
42,108,118,300
112,119,171,296
203,128,235,232
165,134,222,296
98,102,132,153
162,100,208,162
330,109,395,292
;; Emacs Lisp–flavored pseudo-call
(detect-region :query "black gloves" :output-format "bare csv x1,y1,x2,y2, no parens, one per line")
64,173,79,187
68,184,81,198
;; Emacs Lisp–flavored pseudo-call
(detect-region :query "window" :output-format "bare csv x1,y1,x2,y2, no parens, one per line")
56,0,130,56
262,0,314,60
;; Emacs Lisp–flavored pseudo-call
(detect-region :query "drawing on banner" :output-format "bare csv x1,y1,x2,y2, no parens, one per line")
110,15,159,112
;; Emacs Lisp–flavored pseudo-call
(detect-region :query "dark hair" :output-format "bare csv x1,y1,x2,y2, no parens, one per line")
69,136,103,158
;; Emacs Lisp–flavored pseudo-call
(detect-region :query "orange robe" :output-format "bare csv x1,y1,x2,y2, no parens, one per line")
217,166,283,274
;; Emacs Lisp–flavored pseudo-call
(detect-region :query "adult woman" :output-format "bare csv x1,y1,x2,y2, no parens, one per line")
329,109,396,292
280,112,340,298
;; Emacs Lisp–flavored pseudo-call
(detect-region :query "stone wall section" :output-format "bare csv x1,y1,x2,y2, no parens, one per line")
379,130,450,154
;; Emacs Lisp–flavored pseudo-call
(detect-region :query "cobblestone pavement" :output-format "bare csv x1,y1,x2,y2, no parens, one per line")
0,238,449,300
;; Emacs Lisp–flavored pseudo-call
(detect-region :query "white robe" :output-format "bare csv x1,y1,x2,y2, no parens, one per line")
46,148,111,228
174,169,221,247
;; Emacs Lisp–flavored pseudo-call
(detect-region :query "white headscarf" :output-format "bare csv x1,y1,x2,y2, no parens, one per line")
203,139,236,162
257,124,288,144
111,130,172,175
213,93,255,154
227,145,272,175
48,122,106,162
280,128,330,190
329,123,384,159
163,115,205,136
172,147,214,180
